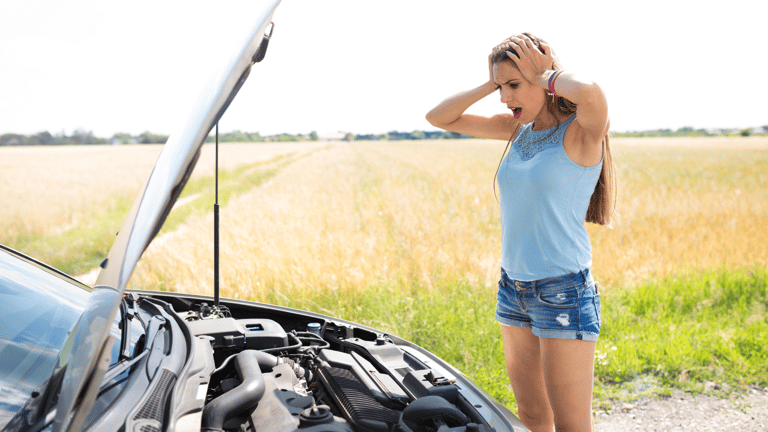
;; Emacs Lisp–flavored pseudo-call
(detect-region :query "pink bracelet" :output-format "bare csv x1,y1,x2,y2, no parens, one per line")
548,70,562,97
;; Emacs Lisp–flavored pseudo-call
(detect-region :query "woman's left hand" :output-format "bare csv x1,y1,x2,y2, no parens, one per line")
505,34,555,87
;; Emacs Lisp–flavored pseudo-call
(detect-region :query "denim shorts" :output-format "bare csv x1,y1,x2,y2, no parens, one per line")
495,268,601,341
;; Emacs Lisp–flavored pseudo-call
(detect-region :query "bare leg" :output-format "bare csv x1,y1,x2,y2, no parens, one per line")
500,325,554,432
540,338,596,432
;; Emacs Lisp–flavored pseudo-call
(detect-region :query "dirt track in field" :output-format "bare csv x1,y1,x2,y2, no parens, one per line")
595,388,768,432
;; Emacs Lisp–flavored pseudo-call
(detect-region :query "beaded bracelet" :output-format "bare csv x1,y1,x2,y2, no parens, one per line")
548,70,563,97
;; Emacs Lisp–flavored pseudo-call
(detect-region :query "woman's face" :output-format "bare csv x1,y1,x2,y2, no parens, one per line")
492,60,547,124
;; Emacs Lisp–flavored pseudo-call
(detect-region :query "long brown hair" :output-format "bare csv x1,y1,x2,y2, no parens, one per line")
491,33,616,226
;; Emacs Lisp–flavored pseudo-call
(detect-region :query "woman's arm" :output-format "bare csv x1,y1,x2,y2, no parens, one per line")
507,35,609,144
425,56,519,141
539,70,609,142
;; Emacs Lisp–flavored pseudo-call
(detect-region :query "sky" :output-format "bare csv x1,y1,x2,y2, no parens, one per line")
1,0,766,138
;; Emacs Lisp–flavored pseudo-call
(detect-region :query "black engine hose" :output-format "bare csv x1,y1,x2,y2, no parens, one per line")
201,350,278,432
259,332,302,353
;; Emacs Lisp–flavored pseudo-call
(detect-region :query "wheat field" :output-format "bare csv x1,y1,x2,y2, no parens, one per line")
120,137,768,298
0,142,325,245
4,137,765,406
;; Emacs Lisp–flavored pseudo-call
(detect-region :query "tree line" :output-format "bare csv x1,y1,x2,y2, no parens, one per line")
0,129,169,146
1,129,472,146
3,125,765,146
204,129,473,142
612,126,768,138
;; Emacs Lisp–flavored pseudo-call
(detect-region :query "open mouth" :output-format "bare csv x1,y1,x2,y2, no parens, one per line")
512,107,522,119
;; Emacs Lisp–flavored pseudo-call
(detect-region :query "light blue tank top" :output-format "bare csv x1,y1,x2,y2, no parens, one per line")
498,115,602,281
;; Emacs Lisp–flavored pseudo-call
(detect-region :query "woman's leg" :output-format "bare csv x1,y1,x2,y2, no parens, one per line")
540,338,596,432
500,324,554,432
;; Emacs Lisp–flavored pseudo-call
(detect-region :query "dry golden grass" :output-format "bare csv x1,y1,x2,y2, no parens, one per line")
1,145,160,242
132,141,502,297
594,137,768,286
129,137,768,298
0,142,325,244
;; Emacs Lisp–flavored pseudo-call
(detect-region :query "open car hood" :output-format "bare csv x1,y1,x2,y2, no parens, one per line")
51,2,282,431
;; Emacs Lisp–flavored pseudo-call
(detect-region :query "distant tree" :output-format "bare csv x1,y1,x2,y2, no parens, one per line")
272,133,304,142
695,128,712,136
343,133,355,142
205,131,263,143
137,131,168,144
424,131,447,139
309,130,318,141
111,132,133,144
28,131,54,145
71,128,92,144
0,134,26,146
354,134,377,141
69,128,106,145
411,130,426,140
740,128,752,137
227,130,252,142
387,131,409,140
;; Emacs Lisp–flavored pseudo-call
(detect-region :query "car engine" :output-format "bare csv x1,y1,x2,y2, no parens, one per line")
177,303,497,432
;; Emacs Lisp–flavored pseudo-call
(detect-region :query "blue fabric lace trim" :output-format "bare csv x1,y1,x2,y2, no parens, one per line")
513,115,576,161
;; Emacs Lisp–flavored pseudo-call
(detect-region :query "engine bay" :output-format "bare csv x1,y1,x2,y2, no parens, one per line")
172,300,498,432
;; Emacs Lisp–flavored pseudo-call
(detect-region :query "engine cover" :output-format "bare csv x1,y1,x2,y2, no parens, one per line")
186,318,288,351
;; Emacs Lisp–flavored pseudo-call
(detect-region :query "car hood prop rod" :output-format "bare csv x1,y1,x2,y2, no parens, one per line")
214,123,220,309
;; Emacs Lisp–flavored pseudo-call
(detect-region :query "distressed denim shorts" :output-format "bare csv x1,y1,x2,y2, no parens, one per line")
495,268,601,341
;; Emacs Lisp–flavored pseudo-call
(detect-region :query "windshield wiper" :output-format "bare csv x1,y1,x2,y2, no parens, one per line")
16,311,166,432
118,293,138,360
4,365,67,432
101,315,165,385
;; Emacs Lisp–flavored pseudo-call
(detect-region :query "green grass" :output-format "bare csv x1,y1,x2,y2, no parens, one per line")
10,195,134,276
593,266,768,401
254,266,768,411
8,153,302,275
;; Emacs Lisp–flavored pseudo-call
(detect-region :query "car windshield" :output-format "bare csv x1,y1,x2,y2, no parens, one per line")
0,248,90,428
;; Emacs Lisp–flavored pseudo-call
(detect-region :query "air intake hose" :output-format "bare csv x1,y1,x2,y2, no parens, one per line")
201,350,277,431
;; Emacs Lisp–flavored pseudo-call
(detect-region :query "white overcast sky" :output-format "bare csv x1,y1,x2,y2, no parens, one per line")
0,0,766,138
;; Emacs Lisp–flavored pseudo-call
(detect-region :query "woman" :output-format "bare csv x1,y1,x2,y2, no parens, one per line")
426,33,615,432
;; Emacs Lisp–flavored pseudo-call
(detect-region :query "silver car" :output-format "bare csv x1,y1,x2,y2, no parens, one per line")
0,2,527,431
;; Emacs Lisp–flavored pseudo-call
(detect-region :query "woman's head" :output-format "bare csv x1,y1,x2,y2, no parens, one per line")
491,33,575,120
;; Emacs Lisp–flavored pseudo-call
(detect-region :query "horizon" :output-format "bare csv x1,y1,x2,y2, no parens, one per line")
3,124,765,146
2,121,766,142
1,1,766,138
